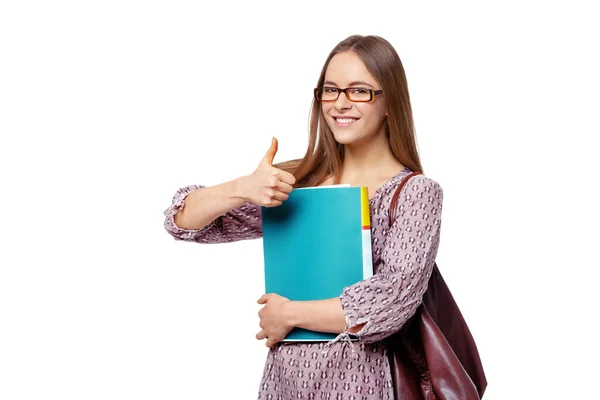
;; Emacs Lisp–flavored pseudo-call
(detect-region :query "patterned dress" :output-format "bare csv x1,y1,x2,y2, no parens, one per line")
164,167,443,400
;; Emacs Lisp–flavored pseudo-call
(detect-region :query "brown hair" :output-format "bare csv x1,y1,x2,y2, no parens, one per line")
274,35,423,188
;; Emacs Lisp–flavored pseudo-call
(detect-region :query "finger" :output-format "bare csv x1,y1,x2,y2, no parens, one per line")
264,200,283,208
256,330,268,340
261,137,278,166
262,192,283,207
266,336,280,348
268,168,295,187
257,294,269,304
271,190,289,202
278,169,296,186
276,180,294,194
265,171,280,188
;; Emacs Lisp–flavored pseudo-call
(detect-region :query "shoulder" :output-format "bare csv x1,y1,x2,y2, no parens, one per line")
381,173,443,235
367,170,443,233
401,174,443,201
387,173,443,222
382,171,443,203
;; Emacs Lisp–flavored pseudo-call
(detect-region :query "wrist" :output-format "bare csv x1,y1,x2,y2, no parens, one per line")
284,300,302,329
232,176,250,202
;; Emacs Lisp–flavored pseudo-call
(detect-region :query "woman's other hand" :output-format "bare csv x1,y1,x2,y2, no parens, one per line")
236,137,296,207
256,293,295,348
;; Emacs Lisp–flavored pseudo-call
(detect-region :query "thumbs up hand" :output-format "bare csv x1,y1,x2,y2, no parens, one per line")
237,137,296,207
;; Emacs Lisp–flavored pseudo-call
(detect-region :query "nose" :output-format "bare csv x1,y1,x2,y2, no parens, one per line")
334,91,352,111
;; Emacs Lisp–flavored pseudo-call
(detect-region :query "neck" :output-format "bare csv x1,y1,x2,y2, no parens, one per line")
341,130,402,179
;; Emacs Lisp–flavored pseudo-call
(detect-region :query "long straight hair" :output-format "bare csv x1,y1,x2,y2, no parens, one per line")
275,35,423,188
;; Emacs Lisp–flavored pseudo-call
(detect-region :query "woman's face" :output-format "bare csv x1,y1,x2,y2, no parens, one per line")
321,51,387,147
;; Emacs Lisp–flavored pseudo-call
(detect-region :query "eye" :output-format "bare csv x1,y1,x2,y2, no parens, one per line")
324,87,339,93
350,88,369,94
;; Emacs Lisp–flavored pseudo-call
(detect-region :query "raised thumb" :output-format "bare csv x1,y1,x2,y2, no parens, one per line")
261,137,278,166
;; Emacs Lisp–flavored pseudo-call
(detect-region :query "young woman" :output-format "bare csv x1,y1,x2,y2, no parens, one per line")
164,35,443,400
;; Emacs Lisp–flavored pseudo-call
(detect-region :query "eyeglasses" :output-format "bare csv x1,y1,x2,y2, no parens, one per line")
314,86,384,102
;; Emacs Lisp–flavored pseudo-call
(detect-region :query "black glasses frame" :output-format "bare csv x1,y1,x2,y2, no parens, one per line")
314,87,384,102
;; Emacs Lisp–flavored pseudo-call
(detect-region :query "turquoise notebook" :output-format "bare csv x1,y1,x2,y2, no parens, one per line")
261,185,373,342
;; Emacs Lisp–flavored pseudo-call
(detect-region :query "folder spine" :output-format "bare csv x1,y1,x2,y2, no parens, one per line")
360,187,374,279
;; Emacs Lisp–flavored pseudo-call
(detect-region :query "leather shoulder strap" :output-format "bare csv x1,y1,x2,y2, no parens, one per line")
389,171,422,227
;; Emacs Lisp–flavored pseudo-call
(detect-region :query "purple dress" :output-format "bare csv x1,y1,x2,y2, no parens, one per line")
164,168,443,400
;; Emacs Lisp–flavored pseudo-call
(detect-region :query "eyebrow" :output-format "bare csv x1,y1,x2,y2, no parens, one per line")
323,80,375,88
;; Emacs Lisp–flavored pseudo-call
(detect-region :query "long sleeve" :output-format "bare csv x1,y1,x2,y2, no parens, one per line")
340,175,443,343
163,184,263,244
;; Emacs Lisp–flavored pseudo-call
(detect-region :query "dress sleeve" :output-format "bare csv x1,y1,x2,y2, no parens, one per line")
163,184,263,244
339,176,443,343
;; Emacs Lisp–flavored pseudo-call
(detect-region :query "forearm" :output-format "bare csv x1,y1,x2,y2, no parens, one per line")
174,177,248,230
288,298,365,334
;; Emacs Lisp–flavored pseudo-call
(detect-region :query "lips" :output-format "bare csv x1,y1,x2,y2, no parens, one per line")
332,116,360,127
335,117,358,123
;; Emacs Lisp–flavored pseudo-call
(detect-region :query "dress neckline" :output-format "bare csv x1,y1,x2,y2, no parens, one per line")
368,166,412,202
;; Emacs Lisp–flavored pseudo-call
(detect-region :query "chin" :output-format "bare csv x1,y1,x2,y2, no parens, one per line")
332,131,368,146
331,129,354,144
327,125,357,144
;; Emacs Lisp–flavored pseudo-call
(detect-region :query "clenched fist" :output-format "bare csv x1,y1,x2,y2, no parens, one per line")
238,137,296,207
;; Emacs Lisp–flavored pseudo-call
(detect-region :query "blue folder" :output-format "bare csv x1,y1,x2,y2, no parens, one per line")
261,185,373,342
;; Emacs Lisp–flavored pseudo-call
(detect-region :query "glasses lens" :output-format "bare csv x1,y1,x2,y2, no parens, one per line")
319,87,339,101
347,88,372,102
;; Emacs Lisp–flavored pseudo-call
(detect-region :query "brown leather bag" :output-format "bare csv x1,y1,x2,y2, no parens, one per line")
386,172,487,400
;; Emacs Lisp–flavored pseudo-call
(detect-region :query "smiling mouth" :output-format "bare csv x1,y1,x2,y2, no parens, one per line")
334,117,359,126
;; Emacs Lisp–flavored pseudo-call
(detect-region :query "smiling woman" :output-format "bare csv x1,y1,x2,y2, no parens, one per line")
163,35,483,400
272,36,423,197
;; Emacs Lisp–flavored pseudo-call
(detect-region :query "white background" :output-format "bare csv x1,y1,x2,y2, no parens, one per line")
1,1,599,399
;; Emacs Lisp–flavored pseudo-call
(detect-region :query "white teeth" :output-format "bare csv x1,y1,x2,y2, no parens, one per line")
335,118,358,124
